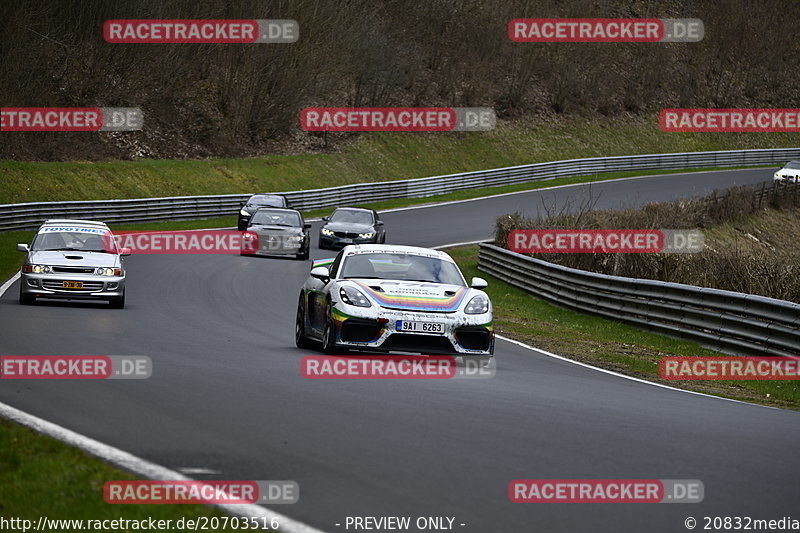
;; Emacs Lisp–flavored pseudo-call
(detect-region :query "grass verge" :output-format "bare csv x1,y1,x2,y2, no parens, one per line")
449,245,800,411
2,115,795,204
0,419,268,531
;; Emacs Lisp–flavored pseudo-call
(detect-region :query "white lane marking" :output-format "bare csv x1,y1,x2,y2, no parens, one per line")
0,271,20,297
0,402,329,533
177,467,222,475
494,335,779,410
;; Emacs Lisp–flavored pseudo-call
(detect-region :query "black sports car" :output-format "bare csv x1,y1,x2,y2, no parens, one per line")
318,207,385,249
237,194,290,230
242,207,311,260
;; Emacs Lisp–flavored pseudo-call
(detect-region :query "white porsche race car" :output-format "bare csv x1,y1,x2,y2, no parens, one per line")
295,244,494,358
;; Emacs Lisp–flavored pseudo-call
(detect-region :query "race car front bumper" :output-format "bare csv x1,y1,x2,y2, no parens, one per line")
20,272,126,300
330,306,494,355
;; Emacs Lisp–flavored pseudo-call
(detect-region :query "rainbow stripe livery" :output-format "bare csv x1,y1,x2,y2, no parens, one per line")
354,282,468,312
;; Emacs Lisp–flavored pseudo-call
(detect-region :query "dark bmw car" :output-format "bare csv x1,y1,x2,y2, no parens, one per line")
238,194,289,230
318,207,385,249
242,207,311,260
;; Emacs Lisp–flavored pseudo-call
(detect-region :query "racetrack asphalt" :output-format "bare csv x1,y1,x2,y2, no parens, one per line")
1,168,797,533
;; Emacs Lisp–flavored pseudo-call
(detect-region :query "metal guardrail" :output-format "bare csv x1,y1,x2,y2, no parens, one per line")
478,243,800,357
2,148,799,232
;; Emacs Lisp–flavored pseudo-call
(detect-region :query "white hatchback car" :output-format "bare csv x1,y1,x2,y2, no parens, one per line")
17,219,128,307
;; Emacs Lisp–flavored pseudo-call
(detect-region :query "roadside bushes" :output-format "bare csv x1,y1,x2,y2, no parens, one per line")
2,0,798,160
495,183,800,302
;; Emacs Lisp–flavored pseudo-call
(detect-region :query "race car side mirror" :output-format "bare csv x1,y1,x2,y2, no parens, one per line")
310,266,330,282
321,216,330,222
120,248,132,257
17,243,29,252
470,277,488,289
303,223,312,229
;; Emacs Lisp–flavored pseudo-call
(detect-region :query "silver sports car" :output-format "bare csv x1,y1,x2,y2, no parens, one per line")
295,244,494,358
17,219,128,307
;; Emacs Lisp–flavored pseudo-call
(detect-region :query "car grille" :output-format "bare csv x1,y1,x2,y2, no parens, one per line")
334,231,361,238
42,280,105,291
381,334,455,354
51,266,96,274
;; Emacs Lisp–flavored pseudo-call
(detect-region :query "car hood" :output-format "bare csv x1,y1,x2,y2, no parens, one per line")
28,250,120,267
777,168,800,177
346,279,471,312
322,222,375,233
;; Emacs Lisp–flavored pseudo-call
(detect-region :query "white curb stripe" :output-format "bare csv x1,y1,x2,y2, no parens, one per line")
0,402,329,533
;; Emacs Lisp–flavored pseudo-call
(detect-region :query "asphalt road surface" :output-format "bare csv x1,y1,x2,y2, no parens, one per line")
2,168,798,533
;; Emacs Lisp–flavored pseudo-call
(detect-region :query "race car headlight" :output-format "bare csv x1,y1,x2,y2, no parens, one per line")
95,267,120,276
240,209,250,216
287,234,304,242
464,294,490,314
339,286,372,307
321,228,334,236
27,264,51,274
358,232,375,239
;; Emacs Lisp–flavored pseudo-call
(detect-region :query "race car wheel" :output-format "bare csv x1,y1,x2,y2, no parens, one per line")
322,320,337,354
19,287,35,305
295,295,310,348
109,290,125,309
296,244,310,260
322,306,345,354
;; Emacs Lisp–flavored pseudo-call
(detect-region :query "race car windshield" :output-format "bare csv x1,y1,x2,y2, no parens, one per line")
784,161,800,169
31,230,115,253
250,209,301,227
329,210,373,225
341,253,465,285
249,195,284,207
